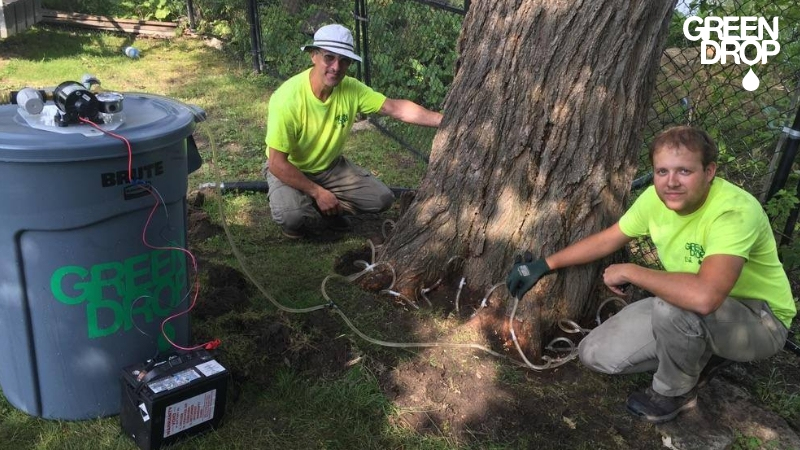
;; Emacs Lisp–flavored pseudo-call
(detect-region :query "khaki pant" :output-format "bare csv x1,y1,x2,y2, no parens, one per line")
264,156,394,232
578,296,788,396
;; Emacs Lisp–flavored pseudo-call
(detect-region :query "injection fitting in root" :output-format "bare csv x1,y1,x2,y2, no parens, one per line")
349,261,396,292
507,293,579,370
559,319,591,335
469,283,506,319
380,289,419,309
419,278,442,307
416,255,471,311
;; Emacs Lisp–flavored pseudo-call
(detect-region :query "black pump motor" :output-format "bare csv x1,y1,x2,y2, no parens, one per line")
53,81,100,126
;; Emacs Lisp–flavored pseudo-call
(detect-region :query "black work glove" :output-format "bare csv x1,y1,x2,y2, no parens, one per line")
505,251,550,298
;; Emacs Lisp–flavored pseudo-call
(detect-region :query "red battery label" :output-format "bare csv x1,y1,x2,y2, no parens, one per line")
163,390,217,438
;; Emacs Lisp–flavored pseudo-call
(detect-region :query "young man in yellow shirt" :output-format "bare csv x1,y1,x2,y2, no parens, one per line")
506,126,795,423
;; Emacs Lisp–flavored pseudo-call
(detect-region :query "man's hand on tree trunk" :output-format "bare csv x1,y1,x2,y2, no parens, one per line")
506,251,551,298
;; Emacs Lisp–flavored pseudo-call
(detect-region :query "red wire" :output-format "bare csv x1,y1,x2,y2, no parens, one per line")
78,117,134,181
139,183,217,351
79,116,219,352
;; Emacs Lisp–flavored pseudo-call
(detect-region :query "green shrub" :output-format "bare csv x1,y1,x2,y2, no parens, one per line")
42,0,185,21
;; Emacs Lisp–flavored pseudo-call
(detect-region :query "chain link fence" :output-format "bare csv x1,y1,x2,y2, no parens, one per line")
258,0,800,246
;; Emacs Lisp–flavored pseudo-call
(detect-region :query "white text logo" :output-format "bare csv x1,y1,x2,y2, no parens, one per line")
683,16,780,91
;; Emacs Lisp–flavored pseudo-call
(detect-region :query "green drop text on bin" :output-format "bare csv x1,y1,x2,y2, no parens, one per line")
50,249,187,338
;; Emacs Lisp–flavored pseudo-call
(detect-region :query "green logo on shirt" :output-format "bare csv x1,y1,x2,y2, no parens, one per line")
334,114,349,127
685,242,705,264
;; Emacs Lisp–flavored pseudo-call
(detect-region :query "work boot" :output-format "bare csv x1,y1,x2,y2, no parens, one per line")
696,355,734,388
280,226,306,240
325,215,352,232
626,387,697,423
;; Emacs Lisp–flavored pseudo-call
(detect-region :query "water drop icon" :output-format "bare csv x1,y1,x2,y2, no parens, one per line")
742,68,760,91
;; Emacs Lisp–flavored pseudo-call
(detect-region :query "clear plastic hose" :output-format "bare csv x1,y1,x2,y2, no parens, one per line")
207,122,584,371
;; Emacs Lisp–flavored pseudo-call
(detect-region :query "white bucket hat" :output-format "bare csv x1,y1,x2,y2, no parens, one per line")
301,24,362,62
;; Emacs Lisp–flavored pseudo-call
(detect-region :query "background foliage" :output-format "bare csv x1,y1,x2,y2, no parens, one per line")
42,0,186,21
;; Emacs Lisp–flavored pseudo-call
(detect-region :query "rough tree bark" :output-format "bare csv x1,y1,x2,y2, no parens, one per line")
378,0,677,358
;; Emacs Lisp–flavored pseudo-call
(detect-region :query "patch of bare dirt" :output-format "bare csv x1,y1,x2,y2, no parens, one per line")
384,345,664,448
193,260,252,320
185,195,360,387
187,190,223,243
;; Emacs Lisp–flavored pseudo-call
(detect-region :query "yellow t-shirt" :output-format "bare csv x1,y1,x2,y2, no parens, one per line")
265,68,387,173
618,178,795,328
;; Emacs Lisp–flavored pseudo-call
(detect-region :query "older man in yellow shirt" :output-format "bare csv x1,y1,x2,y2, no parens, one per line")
265,24,442,238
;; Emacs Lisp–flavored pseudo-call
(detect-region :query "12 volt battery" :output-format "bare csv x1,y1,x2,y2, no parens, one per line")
120,349,229,450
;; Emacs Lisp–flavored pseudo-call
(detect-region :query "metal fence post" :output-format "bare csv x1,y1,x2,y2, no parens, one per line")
186,0,196,31
353,0,362,82
765,103,800,204
774,104,800,245
354,0,370,86
246,0,264,73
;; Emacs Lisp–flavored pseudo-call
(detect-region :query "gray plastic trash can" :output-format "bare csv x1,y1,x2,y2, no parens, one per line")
0,92,202,419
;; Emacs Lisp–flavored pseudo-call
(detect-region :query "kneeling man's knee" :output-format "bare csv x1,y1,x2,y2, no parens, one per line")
578,336,620,375
652,298,703,338
377,190,395,212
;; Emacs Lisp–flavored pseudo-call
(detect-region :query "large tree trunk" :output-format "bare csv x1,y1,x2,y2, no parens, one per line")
378,0,676,358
